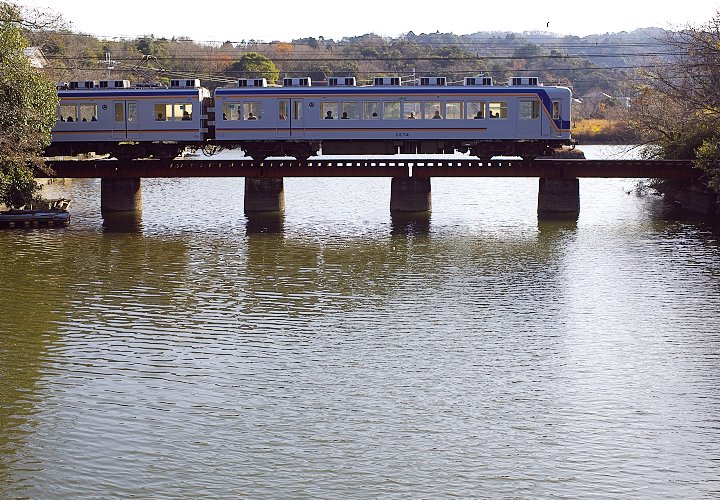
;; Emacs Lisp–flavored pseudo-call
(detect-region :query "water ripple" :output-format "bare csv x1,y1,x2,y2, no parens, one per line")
2,147,720,497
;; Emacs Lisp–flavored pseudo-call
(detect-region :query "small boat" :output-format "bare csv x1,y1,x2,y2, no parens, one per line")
0,198,71,228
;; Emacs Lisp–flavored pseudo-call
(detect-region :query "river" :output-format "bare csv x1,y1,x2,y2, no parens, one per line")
1,145,719,498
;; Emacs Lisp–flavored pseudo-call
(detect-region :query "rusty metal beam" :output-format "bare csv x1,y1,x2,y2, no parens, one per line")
40,159,411,178
39,158,700,179
413,159,700,179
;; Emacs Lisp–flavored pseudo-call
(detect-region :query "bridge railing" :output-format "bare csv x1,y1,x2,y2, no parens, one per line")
39,158,700,180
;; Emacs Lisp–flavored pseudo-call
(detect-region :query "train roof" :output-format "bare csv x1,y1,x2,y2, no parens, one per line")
214,85,572,96
57,88,209,98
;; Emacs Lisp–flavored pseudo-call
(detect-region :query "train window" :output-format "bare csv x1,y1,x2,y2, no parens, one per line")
424,101,442,119
321,101,338,120
243,102,260,120
363,101,380,119
279,100,289,120
446,102,463,119
404,101,421,119
222,103,241,120
341,101,359,119
383,101,401,120
520,100,541,119
114,103,124,122
127,102,138,123
293,101,303,120
467,101,485,119
78,104,97,122
174,103,193,121
552,101,561,120
489,102,508,119
60,105,76,122
155,103,171,121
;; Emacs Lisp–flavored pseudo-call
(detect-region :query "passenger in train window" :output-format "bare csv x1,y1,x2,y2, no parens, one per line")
91,116,97,121
279,113,286,120
341,112,349,119
474,111,482,119
182,111,191,120
432,110,442,119
248,112,257,120
157,113,165,121
325,110,334,119
408,112,416,119
66,116,74,122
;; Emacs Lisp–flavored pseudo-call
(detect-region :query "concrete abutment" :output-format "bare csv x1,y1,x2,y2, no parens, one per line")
101,178,142,214
537,178,580,218
95,174,587,221
244,178,286,213
390,177,432,212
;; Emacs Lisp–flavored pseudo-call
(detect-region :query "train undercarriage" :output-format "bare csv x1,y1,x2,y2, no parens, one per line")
243,139,569,160
46,139,571,161
44,141,198,160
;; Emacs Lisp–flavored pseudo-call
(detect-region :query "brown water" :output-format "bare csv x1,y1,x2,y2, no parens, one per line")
1,146,720,498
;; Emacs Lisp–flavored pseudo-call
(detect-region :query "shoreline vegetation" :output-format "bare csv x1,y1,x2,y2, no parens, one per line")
572,119,642,145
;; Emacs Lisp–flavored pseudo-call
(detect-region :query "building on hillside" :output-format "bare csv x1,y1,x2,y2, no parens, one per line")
24,47,48,68
576,90,631,119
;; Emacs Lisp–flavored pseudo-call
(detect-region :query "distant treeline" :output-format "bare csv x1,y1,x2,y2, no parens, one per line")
26,27,672,118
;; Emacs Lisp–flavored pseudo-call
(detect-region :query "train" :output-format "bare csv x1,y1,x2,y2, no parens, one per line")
47,75,573,160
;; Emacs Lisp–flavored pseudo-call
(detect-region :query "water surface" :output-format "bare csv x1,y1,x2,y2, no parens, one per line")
1,145,719,498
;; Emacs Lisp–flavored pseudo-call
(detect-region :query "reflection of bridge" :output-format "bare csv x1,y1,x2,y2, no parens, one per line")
39,158,700,218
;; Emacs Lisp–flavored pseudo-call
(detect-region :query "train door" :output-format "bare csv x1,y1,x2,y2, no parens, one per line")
549,100,562,137
517,98,542,138
291,99,305,138
111,101,140,140
277,99,304,138
277,99,291,137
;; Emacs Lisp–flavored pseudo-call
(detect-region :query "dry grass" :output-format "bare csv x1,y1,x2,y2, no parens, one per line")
572,119,640,144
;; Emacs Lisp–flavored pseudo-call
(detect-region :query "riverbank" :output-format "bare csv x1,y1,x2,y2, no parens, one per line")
572,119,641,145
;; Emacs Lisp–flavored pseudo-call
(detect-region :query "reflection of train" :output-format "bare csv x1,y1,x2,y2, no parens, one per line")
47,76,572,160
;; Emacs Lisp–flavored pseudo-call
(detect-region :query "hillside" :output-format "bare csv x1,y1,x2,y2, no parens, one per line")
25,26,672,120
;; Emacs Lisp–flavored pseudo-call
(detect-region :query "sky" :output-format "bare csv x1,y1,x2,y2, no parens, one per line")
13,0,720,43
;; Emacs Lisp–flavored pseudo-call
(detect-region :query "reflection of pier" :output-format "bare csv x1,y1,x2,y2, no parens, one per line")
39,158,699,219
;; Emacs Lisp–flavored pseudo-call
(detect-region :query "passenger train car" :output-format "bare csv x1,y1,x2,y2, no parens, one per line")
47,79,210,159
49,76,572,160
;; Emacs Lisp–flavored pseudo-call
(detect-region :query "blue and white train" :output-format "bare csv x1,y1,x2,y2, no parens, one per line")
48,76,572,160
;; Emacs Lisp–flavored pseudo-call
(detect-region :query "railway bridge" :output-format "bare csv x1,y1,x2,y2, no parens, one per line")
40,157,701,218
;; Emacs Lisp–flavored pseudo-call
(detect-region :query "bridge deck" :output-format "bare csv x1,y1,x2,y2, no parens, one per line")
39,158,700,179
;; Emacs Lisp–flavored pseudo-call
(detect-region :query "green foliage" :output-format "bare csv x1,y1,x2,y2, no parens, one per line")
226,52,280,83
0,164,42,208
135,35,169,59
695,136,720,193
628,15,720,195
0,1,58,207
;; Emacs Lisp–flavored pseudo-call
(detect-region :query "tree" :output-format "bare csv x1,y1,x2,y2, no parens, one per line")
225,52,279,83
0,2,57,208
628,13,720,194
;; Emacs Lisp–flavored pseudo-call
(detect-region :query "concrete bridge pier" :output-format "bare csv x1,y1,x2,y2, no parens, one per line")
390,177,432,212
244,177,285,213
537,178,580,218
101,177,143,214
